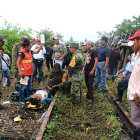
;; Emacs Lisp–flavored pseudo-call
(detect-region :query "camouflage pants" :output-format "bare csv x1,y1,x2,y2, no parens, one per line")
71,81,82,104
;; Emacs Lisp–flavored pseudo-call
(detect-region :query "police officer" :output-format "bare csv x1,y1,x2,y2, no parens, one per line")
12,35,27,80
0,34,6,107
67,42,84,104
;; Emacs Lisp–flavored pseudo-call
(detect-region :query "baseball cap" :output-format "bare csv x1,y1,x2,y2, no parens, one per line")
36,38,41,42
85,41,93,45
0,34,6,42
128,30,140,40
21,35,27,40
53,36,59,40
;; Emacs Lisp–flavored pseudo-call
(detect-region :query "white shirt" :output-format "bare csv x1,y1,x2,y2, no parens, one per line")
127,51,140,100
35,90,48,101
127,53,138,72
31,45,46,59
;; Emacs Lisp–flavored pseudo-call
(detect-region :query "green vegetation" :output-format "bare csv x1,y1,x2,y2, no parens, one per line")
41,82,127,140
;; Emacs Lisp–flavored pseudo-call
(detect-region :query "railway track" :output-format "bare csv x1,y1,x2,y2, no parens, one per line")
106,85,133,135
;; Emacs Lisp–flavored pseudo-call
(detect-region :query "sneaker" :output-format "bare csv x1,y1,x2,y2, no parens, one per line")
99,89,108,94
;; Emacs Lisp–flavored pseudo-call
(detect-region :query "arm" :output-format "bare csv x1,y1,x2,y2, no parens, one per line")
58,53,66,61
32,45,43,54
8,59,10,67
90,57,98,75
117,67,125,75
16,56,22,77
103,57,109,71
52,72,68,88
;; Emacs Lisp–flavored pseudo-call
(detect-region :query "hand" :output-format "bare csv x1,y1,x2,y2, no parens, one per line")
52,85,58,89
89,70,94,75
122,76,126,79
58,57,62,61
103,67,107,72
48,86,52,90
40,44,43,49
19,71,23,77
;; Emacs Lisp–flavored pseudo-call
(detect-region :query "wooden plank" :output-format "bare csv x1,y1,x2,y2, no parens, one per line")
36,92,58,140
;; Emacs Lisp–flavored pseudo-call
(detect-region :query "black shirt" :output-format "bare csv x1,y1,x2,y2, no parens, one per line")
18,50,33,59
45,48,53,59
109,51,121,69
85,49,98,72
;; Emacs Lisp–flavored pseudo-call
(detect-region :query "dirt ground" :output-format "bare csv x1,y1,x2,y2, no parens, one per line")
0,64,49,140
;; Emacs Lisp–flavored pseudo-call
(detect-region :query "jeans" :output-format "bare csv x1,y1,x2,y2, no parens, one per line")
19,75,33,102
33,62,43,83
2,69,11,86
53,60,62,67
95,61,106,91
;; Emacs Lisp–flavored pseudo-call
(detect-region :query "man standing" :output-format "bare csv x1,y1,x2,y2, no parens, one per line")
52,36,66,67
95,37,110,93
31,38,46,84
45,43,53,71
108,44,121,82
126,30,140,139
62,44,72,69
83,41,98,103
0,48,11,89
0,34,6,107
67,43,84,104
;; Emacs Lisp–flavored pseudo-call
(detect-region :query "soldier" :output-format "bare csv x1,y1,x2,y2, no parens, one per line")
12,35,27,80
52,36,66,67
0,34,6,108
67,43,84,104
48,63,70,96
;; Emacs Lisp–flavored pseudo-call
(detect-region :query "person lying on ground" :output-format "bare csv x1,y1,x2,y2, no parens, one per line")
25,89,52,105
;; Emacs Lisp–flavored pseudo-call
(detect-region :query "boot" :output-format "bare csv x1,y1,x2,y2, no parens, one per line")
113,91,123,102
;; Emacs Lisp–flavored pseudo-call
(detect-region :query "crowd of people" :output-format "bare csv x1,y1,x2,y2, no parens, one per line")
0,30,140,139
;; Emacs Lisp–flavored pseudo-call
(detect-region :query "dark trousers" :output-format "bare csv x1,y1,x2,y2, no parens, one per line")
85,71,94,101
46,59,53,70
117,73,131,97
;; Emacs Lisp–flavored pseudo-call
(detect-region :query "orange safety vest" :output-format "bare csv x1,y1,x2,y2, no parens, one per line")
20,49,33,75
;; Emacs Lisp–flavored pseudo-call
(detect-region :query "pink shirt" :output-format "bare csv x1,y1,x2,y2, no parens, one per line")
127,51,140,100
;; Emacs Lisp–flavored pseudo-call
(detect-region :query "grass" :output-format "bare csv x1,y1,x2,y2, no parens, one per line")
41,81,129,140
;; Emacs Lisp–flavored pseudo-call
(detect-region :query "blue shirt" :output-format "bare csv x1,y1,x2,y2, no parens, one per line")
1,54,10,71
98,45,110,62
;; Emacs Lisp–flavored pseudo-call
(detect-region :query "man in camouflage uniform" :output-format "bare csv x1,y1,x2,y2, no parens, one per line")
48,63,70,96
67,43,84,104
12,35,27,80
0,34,6,107
52,36,67,67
